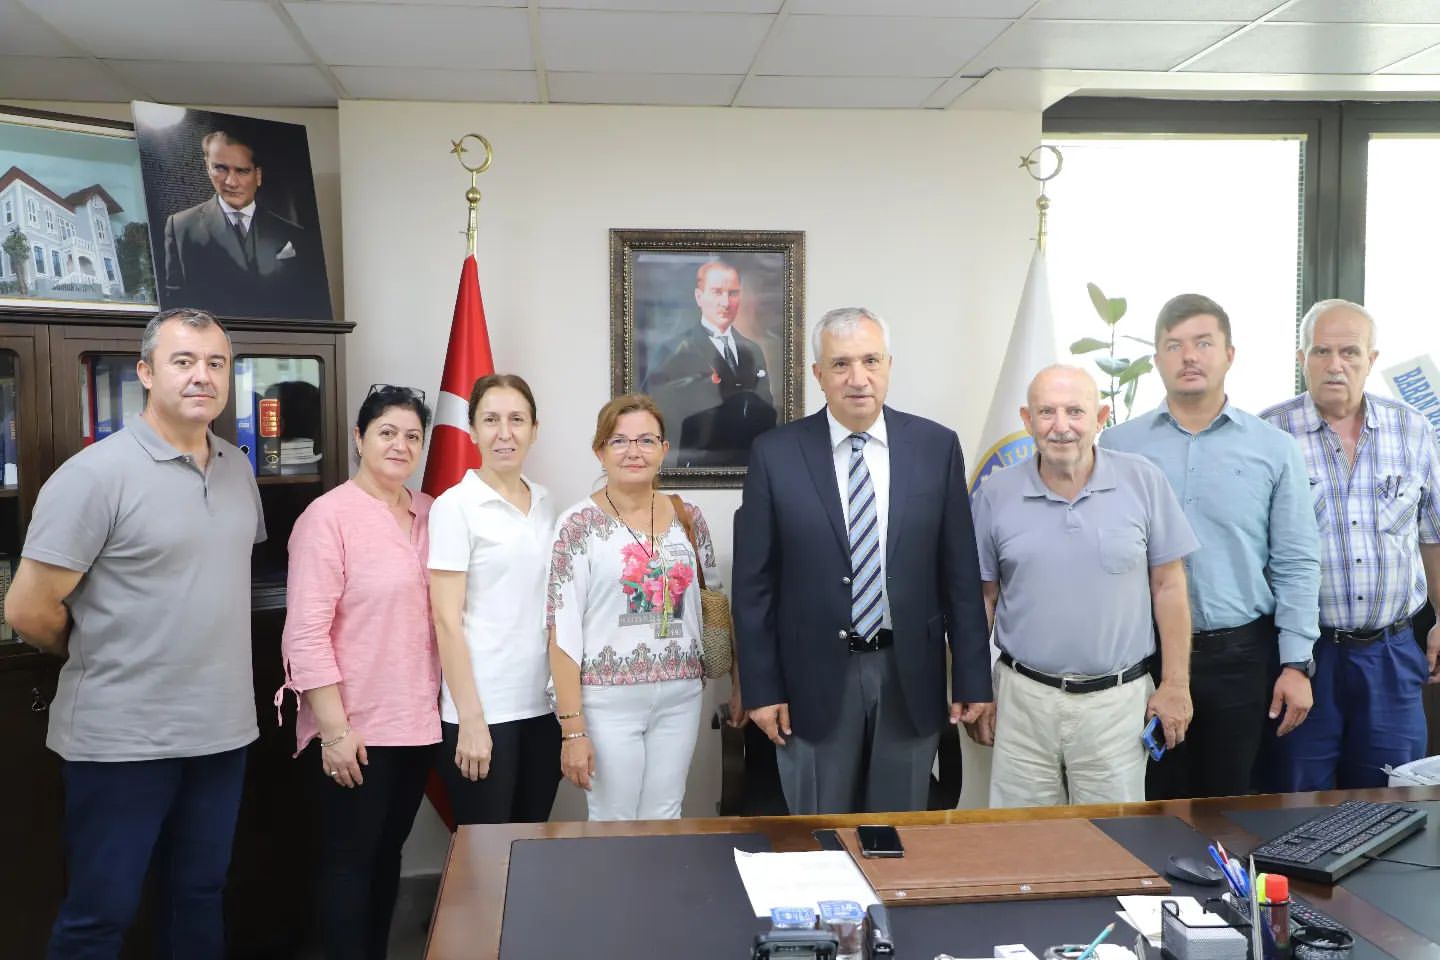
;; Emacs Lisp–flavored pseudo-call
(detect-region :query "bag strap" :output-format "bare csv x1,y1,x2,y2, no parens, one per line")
668,494,707,591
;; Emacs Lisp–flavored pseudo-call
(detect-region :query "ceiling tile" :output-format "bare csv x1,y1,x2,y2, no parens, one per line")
540,0,779,11
1378,43,1440,72
755,15,1009,77
1274,0,1440,24
735,75,945,107
332,65,538,101
540,10,771,74
0,56,141,101
1030,0,1282,19
105,60,337,106
316,0,524,5
286,2,532,69
786,0,1031,15
1181,22,1440,73
27,0,309,64
964,19,1243,71
547,72,741,105
0,0,82,57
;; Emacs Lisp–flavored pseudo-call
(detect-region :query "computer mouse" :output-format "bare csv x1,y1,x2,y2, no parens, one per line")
1166,854,1225,885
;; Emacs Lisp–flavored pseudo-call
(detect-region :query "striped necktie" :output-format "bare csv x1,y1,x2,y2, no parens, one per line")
847,432,884,641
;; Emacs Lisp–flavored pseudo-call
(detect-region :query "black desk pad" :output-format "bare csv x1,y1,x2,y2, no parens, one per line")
499,832,772,960
1228,799,1440,948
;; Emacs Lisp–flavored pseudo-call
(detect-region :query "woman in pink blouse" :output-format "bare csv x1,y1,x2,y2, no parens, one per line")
280,385,439,960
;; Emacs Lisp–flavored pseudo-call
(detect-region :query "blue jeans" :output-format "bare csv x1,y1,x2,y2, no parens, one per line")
1261,622,1428,792
48,747,247,960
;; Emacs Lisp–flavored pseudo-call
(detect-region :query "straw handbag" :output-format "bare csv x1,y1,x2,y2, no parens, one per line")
669,495,733,680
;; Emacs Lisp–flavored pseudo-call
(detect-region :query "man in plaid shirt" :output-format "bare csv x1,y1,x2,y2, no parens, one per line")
1261,299,1440,790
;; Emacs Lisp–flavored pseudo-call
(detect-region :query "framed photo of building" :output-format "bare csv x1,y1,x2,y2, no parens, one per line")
610,228,804,488
132,102,333,323
0,107,158,314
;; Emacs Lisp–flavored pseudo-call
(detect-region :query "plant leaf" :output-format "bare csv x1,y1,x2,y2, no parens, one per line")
1101,389,1119,399
1116,357,1153,385
1123,377,1139,409
1104,297,1128,325
1087,282,1110,320
1070,337,1110,354
1095,356,1131,376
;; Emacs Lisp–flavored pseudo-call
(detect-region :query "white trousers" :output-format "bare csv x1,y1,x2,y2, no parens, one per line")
989,660,1153,809
582,678,703,821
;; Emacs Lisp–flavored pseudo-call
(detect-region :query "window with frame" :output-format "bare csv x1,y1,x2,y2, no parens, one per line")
2,199,11,224
51,250,61,278
44,208,53,232
25,198,37,225
32,245,44,275
104,258,115,283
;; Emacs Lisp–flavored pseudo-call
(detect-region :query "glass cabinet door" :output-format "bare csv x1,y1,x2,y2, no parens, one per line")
0,330,51,662
234,356,324,482
79,353,144,447
0,350,19,649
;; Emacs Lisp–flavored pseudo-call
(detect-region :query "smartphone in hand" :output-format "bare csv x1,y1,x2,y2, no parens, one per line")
1142,715,1167,761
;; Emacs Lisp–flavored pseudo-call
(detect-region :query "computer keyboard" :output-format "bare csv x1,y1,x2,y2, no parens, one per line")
1250,800,1428,883
1224,891,1346,935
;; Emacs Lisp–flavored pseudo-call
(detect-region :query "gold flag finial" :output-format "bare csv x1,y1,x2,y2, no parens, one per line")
1019,144,1062,254
452,134,494,257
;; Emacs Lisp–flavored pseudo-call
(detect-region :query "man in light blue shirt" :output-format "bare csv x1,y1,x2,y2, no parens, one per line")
1101,294,1319,800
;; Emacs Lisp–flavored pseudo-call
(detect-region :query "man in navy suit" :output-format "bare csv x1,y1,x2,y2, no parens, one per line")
732,306,991,814
163,130,330,321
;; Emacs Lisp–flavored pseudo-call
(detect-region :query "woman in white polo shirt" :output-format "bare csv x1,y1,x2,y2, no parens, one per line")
429,373,559,823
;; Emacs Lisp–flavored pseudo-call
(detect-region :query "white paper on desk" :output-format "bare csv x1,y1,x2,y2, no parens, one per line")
1117,895,1225,946
733,849,880,917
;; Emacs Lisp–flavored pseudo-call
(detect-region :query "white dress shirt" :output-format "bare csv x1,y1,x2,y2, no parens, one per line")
827,408,891,630
699,317,738,365
218,195,256,233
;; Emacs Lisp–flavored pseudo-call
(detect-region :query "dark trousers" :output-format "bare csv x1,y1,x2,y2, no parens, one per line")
436,715,561,824
309,742,431,960
1147,618,1272,801
49,746,248,960
1259,619,1428,792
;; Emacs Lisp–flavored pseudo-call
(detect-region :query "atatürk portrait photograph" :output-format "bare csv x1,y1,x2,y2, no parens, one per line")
132,101,332,323
611,229,804,488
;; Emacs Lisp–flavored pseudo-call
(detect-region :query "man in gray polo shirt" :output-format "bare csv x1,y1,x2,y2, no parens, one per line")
6,308,263,958
970,365,1198,807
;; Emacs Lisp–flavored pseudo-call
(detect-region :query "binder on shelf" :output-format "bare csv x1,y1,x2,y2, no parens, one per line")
0,556,14,642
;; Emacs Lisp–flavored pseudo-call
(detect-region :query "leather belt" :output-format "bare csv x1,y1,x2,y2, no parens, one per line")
999,650,1150,694
1191,615,1272,653
848,628,893,653
1321,615,1411,647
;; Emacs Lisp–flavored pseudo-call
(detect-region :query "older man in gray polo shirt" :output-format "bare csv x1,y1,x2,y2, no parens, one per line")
970,365,1198,807
7,308,263,959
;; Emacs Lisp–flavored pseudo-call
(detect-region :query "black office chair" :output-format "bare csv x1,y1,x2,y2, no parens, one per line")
713,704,964,816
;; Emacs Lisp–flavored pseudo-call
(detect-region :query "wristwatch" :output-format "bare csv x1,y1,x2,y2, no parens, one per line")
1282,659,1316,678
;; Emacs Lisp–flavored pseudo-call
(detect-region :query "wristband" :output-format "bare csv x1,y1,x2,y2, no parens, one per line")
561,731,589,742
320,728,351,749
556,711,582,721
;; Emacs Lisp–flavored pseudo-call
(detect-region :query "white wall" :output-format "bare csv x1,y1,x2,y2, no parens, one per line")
338,100,1040,872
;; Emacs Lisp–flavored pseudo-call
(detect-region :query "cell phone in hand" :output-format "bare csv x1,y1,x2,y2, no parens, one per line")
857,824,904,858
1142,715,1167,761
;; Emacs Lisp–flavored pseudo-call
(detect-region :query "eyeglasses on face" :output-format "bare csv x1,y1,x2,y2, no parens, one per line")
605,434,662,453
366,383,427,405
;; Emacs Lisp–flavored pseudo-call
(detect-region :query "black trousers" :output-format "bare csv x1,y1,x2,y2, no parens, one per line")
309,742,432,960
437,715,561,824
1147,617,1273,801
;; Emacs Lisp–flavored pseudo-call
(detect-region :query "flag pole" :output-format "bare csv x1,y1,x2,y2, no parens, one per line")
1018,144,1062,254
449,133,493,257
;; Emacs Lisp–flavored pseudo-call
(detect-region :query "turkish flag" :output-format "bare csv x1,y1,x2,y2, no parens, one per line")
422,254,495,829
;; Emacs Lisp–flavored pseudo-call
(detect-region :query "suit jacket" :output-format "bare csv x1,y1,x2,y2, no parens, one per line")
163,197,330,321
732,407,991,741
644,325,773,454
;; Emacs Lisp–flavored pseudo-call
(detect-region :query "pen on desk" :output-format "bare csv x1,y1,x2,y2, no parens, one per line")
1074,921,1114,960
1208,846,1243,898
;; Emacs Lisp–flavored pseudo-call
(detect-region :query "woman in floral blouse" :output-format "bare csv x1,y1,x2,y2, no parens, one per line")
546,394,720,820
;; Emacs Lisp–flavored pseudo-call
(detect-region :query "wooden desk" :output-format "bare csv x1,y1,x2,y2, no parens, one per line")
426,786,1440,960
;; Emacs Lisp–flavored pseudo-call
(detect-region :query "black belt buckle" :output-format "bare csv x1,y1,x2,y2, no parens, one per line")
1328,616,1407,646
848,628,893,653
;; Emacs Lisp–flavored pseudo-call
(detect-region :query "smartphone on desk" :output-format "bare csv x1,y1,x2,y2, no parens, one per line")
1142,715,1167,761
857,825,904,858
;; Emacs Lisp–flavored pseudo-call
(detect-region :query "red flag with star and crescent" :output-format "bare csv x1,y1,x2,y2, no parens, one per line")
421,253,495,830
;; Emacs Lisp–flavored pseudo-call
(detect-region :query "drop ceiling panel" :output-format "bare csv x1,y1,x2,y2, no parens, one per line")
540,10,771,74
0,0,81,57
965,19,1244,71
548,71,742,105
332,65,539,101
736,75,947,107
286,2,532,70
756,15,1010,77
28,0,309,64
786,0,1032,16
1378,44,1440,73
0,56,139,101
105,60,337,106
539,0,780,11
1030,0,1283,20
1180,22,1440,73
1274,0,1440,24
